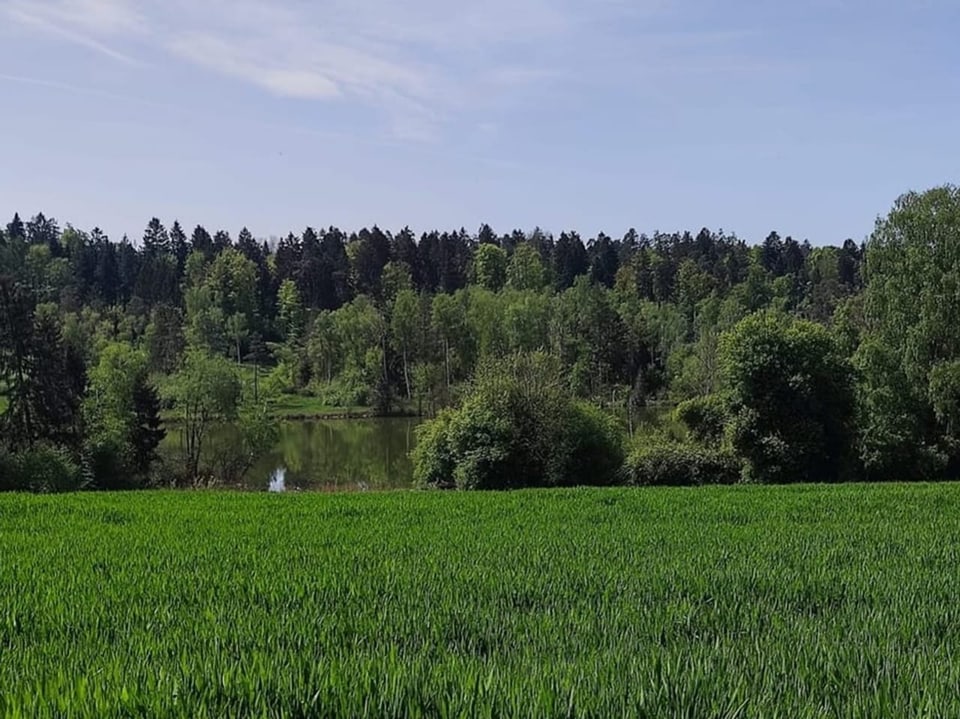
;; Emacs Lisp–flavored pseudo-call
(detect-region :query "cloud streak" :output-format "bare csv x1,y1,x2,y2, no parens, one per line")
2,0,757,139
3,0,141,64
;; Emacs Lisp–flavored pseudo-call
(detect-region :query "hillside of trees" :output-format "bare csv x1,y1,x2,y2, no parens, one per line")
2,185,960,489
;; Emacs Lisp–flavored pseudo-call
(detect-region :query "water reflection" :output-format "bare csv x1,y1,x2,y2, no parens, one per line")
268,468,286,493
161,418,421,492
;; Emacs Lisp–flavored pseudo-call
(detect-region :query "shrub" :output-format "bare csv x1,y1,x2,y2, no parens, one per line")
2,444,84,493
721,312,856,484
625,441,740,487
555,402,625,487
675,394,729,442
445,398,518,490
412,410,456,489
0,450,16,492
413,353,626,490
85,435,142,490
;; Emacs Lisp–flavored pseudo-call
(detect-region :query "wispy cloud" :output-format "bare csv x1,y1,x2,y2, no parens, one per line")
2,0,142,63
2,0,757,139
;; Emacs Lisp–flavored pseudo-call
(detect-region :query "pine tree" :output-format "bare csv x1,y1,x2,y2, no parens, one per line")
171,221,189,274
191,225,214,259
142,218,170,256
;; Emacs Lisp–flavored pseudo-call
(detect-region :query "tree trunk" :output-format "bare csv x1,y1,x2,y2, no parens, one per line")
443,338,451,389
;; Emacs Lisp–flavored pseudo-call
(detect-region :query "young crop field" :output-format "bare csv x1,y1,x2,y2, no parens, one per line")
3,484,960,717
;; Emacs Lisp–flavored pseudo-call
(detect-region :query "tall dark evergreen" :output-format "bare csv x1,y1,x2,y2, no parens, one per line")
93,237,120,305
320,227,352,309
0,282,84,452
212,230,232,254
296,227,325,308
588,233,620,289
274,233,302,284
350,226,392,298
6,213,25,243
142,218,170,256
191,225,214,259
171,221,189,274
130,374,165,475
477,223,498,246
391,227,421,289
553,231,589,290
116,237,140,304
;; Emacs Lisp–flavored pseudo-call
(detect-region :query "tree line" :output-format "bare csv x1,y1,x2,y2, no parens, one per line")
3,186,957,489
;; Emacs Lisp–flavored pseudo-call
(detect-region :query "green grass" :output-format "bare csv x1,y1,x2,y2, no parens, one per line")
267,393,372,418
3,484,960,717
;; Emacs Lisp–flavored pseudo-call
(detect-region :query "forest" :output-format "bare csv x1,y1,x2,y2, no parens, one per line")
1,185,958,490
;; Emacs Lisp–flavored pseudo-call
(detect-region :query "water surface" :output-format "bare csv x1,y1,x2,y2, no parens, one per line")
161,418,422,492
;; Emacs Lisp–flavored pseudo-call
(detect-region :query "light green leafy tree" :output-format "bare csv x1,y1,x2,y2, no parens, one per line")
471,244,508,292
162,350,241,482
506,242,546,291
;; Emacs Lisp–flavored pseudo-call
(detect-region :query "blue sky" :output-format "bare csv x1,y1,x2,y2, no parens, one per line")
1,0,958,246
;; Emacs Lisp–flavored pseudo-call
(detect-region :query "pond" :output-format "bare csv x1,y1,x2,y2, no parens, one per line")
160,418,423,492
158,406,676,492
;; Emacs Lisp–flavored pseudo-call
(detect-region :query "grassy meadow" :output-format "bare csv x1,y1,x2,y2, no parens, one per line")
3,484,960,717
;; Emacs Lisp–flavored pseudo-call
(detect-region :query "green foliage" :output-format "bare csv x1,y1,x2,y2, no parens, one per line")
853,339,942,481
0,284,85,453
625,440,740,486
506,242,546,291
411,409,456,488
390,288,421,399
1,443,84,492
205,248,258,322
277,278,305,340
161,350,242,483
721,312,856,484
864,185,960,389
471,243,508,292
929,360,960,436
675,393,729,442
0,448,14,491
559,401,625,486
184,285,227,355
208,400,280,486
84,342,164,488
414,353,624,489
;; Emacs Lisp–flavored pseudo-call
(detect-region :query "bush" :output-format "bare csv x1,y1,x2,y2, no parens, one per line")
411,410,457,489
85,435,140,490
0,450,16,492
413,353,626,490
675,394,729,442
445,398,517,490
625,441,740,487
555,402,625,487
721,312,856,484
1,444,85,493
311,369,370,408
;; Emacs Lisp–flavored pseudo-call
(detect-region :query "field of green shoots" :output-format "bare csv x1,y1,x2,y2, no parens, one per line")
3,484,960,717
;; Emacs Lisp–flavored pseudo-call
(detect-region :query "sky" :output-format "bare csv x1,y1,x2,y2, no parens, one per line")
1,0,959,246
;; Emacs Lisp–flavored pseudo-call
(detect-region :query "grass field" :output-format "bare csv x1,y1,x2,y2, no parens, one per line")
3,484,960,717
